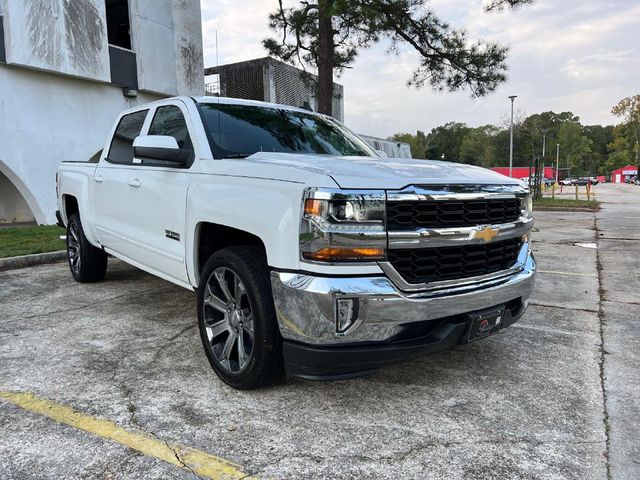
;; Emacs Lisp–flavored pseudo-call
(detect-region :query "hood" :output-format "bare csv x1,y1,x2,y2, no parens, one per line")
245,152,519,189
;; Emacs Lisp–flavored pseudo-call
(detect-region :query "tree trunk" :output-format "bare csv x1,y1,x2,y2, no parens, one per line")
317,0,334,116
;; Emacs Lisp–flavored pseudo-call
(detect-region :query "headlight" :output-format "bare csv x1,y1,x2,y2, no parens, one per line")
303,192,385,230
521,194,533,218
300,189,386,262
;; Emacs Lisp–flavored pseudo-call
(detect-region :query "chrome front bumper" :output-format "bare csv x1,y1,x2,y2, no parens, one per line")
271,242,536,345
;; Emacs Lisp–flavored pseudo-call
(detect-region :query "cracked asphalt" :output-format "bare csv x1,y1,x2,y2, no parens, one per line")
1,184,638,479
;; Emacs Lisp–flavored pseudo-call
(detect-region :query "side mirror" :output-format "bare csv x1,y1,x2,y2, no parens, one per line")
375,149,388,158
133,135,186,165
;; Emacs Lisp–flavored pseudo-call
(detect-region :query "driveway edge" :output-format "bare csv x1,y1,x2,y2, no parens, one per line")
0,251,67,271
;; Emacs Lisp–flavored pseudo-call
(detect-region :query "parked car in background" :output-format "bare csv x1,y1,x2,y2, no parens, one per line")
520,176,554,187
561,177,596,186
56,96,536,389
573,178,593,186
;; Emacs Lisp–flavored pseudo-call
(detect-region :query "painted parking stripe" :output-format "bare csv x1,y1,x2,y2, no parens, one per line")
0,391,252,480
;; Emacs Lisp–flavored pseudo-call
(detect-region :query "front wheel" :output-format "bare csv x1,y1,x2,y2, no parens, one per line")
197,246,283,389
66,213,108,283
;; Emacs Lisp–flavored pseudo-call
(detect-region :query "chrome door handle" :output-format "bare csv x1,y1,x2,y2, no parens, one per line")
128,178,142,188
94,175,103,183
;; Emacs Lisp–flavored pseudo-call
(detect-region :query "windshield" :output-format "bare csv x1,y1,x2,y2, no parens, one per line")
197,103,376,159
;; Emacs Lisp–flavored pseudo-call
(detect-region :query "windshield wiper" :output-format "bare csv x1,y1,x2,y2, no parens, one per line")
222,153,252,159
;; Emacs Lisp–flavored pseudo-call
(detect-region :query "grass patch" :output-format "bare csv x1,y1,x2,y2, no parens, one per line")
0,225,65,258
534,197,600,210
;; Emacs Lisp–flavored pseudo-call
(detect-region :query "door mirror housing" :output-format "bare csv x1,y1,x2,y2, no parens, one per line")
133,135,187,165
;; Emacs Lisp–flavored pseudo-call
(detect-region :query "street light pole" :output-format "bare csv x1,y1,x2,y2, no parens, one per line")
542,130,547,184
508,95,517,177
556,143,560,184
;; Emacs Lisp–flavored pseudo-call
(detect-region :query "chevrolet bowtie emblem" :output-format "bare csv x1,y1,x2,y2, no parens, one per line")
475,226,499,242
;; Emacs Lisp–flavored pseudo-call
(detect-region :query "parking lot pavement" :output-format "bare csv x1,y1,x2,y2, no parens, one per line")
594,185,640,480
1,185,638,479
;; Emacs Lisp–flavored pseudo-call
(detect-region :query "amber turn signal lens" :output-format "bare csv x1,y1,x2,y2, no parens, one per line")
304,199,326,217
303,247,386,262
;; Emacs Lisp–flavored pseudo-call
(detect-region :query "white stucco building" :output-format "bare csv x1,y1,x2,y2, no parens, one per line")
0,0,204,224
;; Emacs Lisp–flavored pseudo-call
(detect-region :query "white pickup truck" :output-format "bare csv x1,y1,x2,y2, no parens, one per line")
56,97,536,389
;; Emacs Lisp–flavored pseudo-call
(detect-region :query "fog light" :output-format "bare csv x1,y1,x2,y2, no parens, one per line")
336,298,359,333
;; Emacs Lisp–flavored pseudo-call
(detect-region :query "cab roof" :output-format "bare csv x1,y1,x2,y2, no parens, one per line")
192,96,323,117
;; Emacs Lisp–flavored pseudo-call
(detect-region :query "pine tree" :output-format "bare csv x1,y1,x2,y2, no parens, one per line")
264,0,533,116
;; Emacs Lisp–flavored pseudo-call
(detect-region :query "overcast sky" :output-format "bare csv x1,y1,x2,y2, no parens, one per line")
200,0,640,138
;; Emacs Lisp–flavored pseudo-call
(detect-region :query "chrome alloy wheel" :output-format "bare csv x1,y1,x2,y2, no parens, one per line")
202,267,255,374
67,223,81,275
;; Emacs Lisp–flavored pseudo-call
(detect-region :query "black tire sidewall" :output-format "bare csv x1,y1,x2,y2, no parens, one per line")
197,246,282,389
66,214,107,283
67,214,84,282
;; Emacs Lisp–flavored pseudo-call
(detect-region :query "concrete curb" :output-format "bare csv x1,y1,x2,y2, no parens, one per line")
0,251,67,271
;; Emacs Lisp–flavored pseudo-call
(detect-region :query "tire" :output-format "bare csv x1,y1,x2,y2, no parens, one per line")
197,246,283,389
66,213,108,283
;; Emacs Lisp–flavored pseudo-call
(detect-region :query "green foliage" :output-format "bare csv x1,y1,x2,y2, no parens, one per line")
389,130,431,158
389,96,638,178
557,122,592,173
264,0,533,115
601,123,637,173
485,0,534,10
0,225,65,258
609,95,640,167
459,126,500,166
421,122,471,161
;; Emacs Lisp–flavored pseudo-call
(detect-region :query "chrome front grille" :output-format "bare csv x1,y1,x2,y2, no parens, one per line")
387,237,523,284
383,184,531,289
386,198,521,230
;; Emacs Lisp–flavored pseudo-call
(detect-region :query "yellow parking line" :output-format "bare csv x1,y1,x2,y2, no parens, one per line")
0,391,252,480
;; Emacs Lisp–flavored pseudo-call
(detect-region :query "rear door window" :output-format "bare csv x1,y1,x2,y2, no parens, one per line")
107,110,148,164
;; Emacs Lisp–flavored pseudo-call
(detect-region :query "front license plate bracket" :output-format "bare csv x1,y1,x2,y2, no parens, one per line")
466,307,506,342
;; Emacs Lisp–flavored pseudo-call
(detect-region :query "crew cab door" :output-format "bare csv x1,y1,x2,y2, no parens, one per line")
93,109,150,257
119,103,196,284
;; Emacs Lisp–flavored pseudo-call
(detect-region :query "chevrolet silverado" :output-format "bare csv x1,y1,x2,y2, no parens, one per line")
56,97,536,389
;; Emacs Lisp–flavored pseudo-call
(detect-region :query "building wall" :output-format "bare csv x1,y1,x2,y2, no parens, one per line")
0,170,34,223
610,165,637,183
0,0,204,224
206,57,345,122
130,0,204,96
0,0,203,95
491,166,557,179
0,66,162,224
358,134,412,159
1,0,111,82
